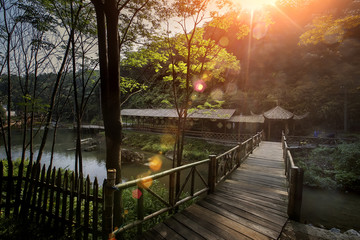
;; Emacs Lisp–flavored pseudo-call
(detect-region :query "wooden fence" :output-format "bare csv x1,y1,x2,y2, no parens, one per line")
0,160,104,239
282,132,304,221
104,131,264,238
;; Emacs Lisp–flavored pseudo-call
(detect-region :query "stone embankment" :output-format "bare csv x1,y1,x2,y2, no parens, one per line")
280,221,360,240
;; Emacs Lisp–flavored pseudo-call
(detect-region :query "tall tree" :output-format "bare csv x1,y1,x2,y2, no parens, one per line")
91,0,166,228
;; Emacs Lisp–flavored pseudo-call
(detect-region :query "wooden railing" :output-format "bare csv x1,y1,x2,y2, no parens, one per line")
105,131,264,237
282,132,304,221
124,125,256,143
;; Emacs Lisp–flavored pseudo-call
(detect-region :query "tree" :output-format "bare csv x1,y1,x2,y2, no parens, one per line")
0,0,19,165
91,0,167,228
298,7,360,131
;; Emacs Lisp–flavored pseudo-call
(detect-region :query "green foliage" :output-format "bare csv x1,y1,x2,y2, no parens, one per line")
299,14,360,46
119,180,171,239
17,94,50,113
122,131,229,161
0,218,61,240
294,142,360,191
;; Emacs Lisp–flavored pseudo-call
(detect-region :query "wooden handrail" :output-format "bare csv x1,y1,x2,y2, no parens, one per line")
282,131,303,221
105,131,264,237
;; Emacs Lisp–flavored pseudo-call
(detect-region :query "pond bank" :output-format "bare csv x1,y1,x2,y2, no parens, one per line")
280,220,360,240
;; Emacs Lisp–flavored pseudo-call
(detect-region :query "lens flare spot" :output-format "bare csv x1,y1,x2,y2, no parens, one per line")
219,36,229,47
149,155,162,172
194,80,206,92
140,178,153,188
132,189,142,199
191,93,198,101
253,22,268,40
210,89,224,101
109,233,116,240
202,73,209,80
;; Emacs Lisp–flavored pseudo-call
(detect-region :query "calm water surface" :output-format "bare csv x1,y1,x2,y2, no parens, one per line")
301,186,360,231
0,129,173,182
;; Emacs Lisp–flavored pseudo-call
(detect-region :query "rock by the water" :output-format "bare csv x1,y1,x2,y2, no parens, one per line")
331,228,341,234
345,229,360,237
280,220,360,240
84,145,98,152
165,151,174,160
121,149,145,163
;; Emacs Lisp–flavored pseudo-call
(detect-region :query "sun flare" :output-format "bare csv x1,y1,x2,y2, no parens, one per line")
235,0,277,10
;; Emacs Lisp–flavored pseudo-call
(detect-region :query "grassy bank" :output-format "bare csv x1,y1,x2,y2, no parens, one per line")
122,130,230,161
292,142,360,191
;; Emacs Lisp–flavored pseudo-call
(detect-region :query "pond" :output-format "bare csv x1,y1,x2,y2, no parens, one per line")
301,186,360,232
0,129,174,183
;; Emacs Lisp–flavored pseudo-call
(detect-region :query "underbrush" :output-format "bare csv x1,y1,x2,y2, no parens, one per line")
293,142,360,191
0,218,63,240
122,130,229,161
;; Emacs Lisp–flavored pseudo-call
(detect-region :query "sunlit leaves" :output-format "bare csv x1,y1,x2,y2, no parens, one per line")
172,0,210,18
299,14,360,46
167,28,240,82
120,77,148,94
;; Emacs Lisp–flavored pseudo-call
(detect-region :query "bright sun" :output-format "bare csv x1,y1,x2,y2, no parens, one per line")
236,0,277,10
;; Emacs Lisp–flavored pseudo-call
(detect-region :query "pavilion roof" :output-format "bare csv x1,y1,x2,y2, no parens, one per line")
228,114,265,123
263,106,294,120
121,109,236,120
121,109,178,118
188,109,236,119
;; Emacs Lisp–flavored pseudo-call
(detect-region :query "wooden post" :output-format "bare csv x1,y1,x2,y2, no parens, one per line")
284,149,288,177
104,169,116,237
236,143,242,167
287,168,304,221
137,186,144,237
190,168,195,196
208,155,217,194
169,172,175,207
250,137,254,153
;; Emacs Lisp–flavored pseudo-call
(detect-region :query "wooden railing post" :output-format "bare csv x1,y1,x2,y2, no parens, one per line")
104,169,116,238
169,172,175,207
208,155,217,194
137,186,144,237
287,168,304,221
250,137,254,153
236,142,242,167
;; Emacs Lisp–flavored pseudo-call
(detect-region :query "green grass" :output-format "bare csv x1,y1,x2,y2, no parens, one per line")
122,130,230,161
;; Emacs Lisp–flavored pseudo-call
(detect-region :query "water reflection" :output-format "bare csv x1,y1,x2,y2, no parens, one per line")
301,186,360,231
0,129,173,183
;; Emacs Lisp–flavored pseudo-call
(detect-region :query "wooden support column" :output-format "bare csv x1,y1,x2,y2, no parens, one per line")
208,155,217,194
288,167,304,221
104,169,116,237
137,187,144,237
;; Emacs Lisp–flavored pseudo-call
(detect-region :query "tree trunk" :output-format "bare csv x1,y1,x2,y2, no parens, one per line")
92,0,122,228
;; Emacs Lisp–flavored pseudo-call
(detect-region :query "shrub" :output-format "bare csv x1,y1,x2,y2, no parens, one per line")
294,142,360,191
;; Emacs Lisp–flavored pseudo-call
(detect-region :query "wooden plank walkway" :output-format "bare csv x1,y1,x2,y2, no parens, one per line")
142,141,288,240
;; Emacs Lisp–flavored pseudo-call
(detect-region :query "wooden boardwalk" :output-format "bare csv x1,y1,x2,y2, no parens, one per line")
142,141,288,240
